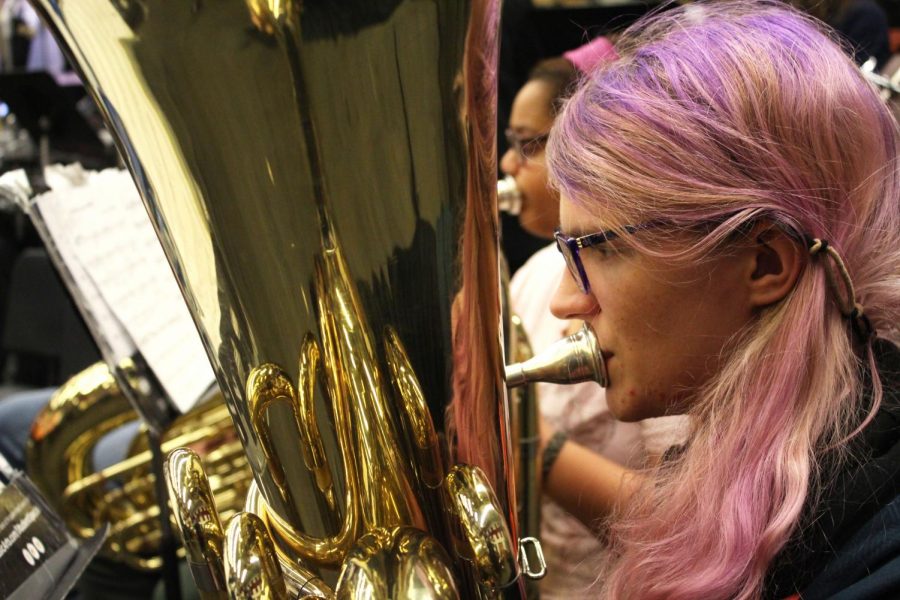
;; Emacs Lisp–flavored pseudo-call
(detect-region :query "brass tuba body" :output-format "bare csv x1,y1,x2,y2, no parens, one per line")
29,0,522,596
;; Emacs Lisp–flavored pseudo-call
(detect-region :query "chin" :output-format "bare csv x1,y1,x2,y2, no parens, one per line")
607,388,664,423
606,391,640,422
518,215,554,240
518,221,543,239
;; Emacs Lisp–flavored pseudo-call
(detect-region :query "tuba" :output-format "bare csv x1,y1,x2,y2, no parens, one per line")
29,0,533,596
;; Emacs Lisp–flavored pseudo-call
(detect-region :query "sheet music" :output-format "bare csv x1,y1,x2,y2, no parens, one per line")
33,167,215,413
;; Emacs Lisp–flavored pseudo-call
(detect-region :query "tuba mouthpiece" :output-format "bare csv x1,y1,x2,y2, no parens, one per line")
505,322,608,388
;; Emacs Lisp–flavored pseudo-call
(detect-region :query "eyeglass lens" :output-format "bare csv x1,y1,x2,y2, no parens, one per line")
555,236,589,294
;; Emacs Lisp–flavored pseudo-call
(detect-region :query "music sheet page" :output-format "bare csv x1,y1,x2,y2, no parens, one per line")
34,167,216,413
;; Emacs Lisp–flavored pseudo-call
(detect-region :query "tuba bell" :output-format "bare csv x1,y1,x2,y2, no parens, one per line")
28,0,531,596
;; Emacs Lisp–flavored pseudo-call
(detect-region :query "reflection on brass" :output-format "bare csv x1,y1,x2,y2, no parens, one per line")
26,363,250,572
505,322,608,389
383,326,443,489
444,464,518,594
244,0,300,36
225,512,289,600
334,527,459,599
30,0,517,594
165,448,228,599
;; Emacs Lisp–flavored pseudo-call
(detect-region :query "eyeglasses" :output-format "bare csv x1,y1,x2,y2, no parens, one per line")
556,212,774,294
505,128,549,162
554,223,657,294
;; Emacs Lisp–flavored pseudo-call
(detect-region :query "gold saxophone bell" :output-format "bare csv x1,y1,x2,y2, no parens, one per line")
505,322,608,389
28,0,528,596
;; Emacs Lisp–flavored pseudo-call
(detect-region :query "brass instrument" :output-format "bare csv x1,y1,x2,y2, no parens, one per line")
26,361,252,571
506,316,541,550
497,175,522,216
505,323,608,390
29,0,533,597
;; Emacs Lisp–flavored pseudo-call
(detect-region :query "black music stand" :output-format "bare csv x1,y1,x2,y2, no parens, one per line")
0,71,112,169
0,471,108,600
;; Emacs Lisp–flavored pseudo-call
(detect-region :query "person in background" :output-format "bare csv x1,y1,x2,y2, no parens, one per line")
543,1,900,597
504,36,688,598
792,0,890,69
0,0,66,74
501,38,615,240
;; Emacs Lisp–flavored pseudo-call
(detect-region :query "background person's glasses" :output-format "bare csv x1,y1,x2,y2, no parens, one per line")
505,129,549,162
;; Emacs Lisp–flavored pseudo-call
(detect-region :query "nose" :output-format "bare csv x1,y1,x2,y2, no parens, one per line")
550,268,599,320
500,147,520,176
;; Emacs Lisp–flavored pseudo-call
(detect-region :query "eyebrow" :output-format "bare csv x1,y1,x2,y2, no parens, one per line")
558,226,609,238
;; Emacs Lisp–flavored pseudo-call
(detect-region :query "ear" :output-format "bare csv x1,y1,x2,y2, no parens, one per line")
746,224,805,309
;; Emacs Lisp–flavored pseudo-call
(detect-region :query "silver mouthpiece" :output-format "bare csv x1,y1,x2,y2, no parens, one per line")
497,175,522,216
505,322,608,388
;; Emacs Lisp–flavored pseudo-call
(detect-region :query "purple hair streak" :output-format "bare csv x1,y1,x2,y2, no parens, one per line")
547,1,900,598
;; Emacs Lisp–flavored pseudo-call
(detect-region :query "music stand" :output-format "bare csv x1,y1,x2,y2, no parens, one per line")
4,174,184,600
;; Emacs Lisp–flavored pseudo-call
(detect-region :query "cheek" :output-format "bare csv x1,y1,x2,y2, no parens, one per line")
592,275,700,412
518,164,550,199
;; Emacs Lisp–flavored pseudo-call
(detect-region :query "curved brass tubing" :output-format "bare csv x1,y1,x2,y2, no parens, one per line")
382,326,442,489
245,334,359,566
28,363,137,538
165,448,228,599
295,337,336,509
313,237,423,533
444,464,518,595
225,512,289,600
334,527,459,599
245,352,339,509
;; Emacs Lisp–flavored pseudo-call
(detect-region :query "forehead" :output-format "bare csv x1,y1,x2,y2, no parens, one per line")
509,80,555,131
558,193,607,236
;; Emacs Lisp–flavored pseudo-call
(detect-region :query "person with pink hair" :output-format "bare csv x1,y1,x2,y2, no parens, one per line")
541,1,900,598
504,35,689,598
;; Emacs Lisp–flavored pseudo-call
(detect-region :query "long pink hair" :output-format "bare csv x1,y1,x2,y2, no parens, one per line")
546,2,900,598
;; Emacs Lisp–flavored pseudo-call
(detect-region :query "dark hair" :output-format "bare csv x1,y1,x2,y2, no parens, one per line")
527,57,579,117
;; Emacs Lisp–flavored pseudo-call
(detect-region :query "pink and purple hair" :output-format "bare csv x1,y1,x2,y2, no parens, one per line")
547,1,900,598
